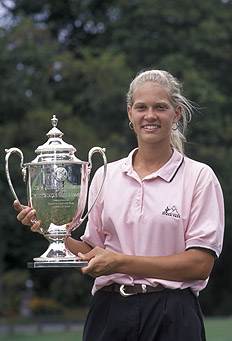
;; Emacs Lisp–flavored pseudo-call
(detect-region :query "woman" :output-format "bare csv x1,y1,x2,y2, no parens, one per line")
15,70,224,340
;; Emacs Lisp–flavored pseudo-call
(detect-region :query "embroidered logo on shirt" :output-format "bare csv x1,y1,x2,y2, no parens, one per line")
162,206,180,219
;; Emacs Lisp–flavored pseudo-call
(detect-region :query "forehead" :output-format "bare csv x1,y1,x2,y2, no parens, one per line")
133,81,170,103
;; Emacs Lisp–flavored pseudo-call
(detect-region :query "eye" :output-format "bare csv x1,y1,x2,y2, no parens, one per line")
135,104,146,111
156,104,167,111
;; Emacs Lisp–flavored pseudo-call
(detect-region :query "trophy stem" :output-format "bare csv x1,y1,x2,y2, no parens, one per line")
28,223,88,268
33,239,78,261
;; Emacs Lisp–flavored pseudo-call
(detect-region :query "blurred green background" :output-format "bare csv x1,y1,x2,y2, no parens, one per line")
0,0,232,322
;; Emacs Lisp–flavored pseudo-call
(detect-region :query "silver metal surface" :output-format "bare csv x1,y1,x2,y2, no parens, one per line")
141,284,147,293
119,285,137,297
27,261,88,268
5,147,26,211
5,115,107,268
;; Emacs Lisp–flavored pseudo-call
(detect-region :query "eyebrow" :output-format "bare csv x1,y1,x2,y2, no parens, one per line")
134,101,170,106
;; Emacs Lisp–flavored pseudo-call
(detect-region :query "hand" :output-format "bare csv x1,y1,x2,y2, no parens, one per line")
78,247,120,278
13,200,42,234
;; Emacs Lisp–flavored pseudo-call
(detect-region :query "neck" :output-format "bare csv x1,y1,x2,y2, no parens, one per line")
133,143,173,178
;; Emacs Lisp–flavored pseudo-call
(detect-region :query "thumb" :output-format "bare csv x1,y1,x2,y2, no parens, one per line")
78,251,94,262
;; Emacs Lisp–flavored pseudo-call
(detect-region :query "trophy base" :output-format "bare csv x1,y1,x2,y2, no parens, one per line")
28,238,88,268
27,260,88,268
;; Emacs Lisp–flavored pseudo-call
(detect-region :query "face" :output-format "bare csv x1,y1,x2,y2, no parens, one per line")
127,81,181,148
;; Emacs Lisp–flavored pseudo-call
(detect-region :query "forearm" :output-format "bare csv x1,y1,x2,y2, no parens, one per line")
80,247,215,280
65,237,92,256
115,249,214,281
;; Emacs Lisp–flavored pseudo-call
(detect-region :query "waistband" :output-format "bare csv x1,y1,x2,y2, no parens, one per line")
100,283,166,297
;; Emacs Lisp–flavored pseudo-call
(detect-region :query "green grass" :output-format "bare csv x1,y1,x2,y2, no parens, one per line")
205,317,232,341
0,330,83,341
0,318,232,340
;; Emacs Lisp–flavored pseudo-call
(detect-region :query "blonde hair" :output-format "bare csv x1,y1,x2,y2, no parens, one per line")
126,70,194,155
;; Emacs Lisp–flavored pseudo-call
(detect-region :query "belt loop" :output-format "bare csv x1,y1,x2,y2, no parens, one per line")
141,284,147,293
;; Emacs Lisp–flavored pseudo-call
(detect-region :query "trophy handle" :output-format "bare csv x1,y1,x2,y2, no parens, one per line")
79,146,107,224
5,147,27,211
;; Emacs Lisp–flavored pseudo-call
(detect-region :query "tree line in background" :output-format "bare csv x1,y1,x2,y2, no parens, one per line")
0,0,232,316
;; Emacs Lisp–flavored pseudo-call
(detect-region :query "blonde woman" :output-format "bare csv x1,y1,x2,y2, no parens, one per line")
15,70,224,341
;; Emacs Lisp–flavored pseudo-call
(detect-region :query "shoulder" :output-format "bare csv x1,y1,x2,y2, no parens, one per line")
184,155,215,175
183,155,221,188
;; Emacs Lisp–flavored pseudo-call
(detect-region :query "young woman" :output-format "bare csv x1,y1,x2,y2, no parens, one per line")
15,70,224,341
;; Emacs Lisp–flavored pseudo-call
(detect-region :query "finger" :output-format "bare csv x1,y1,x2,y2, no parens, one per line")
30,221,43,234
13,200,27,212
22,209,37,226
78,251,95,262
17,207,33,223
78,253,90,274
78,252,86,260
81,262,95,276
82,269,96,278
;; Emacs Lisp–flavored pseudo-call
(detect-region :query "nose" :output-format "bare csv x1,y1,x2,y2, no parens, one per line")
144,108,158,120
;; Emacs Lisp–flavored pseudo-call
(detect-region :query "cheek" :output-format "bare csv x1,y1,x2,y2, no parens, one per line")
165,112,176,124
128,110,139,125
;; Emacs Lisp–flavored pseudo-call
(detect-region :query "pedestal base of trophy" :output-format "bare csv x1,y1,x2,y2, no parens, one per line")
27,260,88,268
27,238,88,268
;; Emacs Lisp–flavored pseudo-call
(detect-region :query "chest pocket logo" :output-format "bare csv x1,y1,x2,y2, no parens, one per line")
162,206,180,219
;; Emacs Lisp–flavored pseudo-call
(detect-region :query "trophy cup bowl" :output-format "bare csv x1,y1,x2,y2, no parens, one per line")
5,115,107,268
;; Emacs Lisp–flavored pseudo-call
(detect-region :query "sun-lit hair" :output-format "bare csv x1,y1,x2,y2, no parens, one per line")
126,70,194,155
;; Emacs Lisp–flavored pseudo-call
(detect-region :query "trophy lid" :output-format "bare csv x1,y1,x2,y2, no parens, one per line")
35,115,76,154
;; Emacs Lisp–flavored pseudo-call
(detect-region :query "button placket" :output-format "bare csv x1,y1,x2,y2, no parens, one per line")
135,182,144,213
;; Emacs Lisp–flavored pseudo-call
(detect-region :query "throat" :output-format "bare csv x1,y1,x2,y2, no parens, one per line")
133,163,161,179
132,148,173,179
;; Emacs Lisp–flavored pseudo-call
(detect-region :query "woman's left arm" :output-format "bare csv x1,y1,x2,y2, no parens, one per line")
78,247,215,281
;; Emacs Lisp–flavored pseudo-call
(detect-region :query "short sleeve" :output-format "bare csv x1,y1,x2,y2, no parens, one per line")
185,166,224,258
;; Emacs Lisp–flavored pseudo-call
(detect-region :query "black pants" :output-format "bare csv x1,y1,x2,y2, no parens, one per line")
83,288,206,341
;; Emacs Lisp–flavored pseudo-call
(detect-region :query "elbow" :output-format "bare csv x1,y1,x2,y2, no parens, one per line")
199,272,210,281
185,266,212,282
192,262,214,281
200,264,213,280
186,249,215,281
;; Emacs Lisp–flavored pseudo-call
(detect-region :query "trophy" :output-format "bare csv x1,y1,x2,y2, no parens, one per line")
5,115,107,268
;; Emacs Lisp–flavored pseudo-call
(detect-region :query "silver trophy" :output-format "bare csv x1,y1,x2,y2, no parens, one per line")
5,115,107,268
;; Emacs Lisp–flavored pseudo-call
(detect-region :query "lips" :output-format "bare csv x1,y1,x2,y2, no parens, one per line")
143,125,160,130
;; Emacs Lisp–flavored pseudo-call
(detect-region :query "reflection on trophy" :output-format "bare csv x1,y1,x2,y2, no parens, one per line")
5,115,107,268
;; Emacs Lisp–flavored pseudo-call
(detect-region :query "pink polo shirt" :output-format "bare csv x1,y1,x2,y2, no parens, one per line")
81,148,224,296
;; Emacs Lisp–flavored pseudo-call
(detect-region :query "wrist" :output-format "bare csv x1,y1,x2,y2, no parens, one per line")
114,252,128,274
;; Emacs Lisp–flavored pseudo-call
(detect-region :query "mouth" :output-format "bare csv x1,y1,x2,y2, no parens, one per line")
143,125,160,131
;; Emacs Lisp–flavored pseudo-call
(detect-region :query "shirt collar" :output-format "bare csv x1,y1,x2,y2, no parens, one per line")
121,148,184,182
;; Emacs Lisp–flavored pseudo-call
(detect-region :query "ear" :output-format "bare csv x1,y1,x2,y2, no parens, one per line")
173,105,182,123
127,105,132,122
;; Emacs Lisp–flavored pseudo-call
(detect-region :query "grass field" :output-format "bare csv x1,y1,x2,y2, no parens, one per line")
204,317,232,341
0,330,83,341
0,317,231,340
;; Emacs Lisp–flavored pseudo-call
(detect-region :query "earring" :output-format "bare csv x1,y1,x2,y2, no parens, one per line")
172,122,179,131
129,121,134,130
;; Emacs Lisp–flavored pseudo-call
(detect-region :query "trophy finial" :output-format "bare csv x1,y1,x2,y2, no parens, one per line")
51,115,58,127
36,115,76,154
